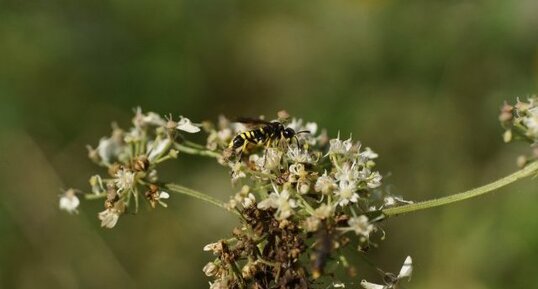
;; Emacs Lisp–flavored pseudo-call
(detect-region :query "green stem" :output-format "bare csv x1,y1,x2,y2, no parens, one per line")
164,183,239,216
174,143,221,158
85,193,107,200
382,161,538,217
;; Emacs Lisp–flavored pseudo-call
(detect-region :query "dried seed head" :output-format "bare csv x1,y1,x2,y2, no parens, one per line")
134,155,149,172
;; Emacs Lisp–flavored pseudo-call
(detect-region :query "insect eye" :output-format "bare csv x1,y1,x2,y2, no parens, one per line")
284,128,295,138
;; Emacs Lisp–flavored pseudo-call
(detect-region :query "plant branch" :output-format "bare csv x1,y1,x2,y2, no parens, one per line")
164,183,239,216
175,143,221,158
381,161,538,217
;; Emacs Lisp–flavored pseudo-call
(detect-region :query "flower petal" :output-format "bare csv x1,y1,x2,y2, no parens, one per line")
176,116,201,133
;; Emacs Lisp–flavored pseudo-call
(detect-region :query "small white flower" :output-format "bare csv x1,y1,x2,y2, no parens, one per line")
303,216,321,232
133,107,166,127
360,280,387,289
313,203,333,219
229,161,246,183
124,127,144,143
360,147,379,160
176,116,201,133
203,262,218,277
98,204,124,229
89,175,105,195
384,196,414,207
257,188,297,220
398,256,413,280
315,171,336,195
335,162,359,183
209,279,228,289
59,189,80,214
360,256,413,289
114,168,136,193
217,128,232,141
203,242,222,253
240,193,256,207
143,112,166,127
287,146,312,163
334,181,359,207
305,122,318,135
157,191,170,208
286,118,304,132
524,107,538,138
328,136,353,155
347,215,374,237
366,171,382,189
264,148,283,170
147,137,172,161
95,136,122,165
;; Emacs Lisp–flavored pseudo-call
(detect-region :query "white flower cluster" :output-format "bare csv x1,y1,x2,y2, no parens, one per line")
60,108,200,228
210,114,405,249
501,96,538,143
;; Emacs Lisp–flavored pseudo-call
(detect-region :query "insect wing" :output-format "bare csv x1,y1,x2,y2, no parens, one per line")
234,117,271,125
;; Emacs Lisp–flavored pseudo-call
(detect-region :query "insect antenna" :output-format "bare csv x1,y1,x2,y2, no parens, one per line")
296,130,311,134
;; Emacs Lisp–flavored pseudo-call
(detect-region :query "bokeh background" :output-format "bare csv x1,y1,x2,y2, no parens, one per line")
1,0,538,288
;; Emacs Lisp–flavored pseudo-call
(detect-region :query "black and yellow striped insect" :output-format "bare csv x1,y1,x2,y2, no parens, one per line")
228,118,309,154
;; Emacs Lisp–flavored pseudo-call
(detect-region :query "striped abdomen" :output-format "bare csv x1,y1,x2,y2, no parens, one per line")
229,127,272,149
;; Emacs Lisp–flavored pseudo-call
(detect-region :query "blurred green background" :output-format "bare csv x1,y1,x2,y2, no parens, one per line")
1,0,538,288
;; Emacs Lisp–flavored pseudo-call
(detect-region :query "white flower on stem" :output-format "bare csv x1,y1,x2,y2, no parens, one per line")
59,189,80,214
305,122,318,135
360,280,387,289
304,216,321,232
289,163,309,180
124,127,144,143
335,181,359,206
89,175,105,195
157,191,170,207
360,256,413,289
359,147,379,161
209,279,228,289
398,256,413,280
242,193,256,207
133,107,166,127
98,202,125,229
264,148,283,170
287,146,312,164
524,107,538,139
328,135,353,155
176,116,201,133
366,171,382,189
347,215,374,237
94,136,122,165
335,162,359,183
384,196,414,207
313,203,333,219
315,171,336,195
257,187,297,220
147,137,172,161
203,242,223,254
98,209,120,228
114,168,136,194
230,161,246,183
203,262,218,277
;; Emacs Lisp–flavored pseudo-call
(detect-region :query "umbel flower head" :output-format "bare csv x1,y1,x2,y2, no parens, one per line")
201,112,412,288
62,108,201,228
499,96,538,166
